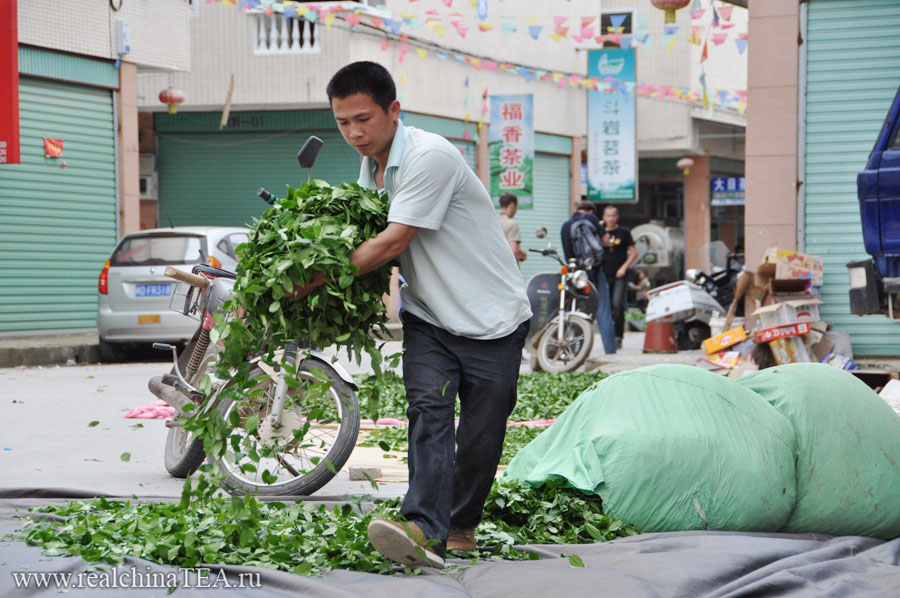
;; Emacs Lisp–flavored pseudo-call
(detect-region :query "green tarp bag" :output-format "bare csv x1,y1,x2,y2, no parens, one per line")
736,363,900,539
504,364,797,533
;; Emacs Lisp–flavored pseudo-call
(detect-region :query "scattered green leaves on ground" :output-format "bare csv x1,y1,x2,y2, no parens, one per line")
11,481,636,576
357,371,605,465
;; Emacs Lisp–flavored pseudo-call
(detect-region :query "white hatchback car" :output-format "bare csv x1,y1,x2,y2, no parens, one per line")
96,226,249,361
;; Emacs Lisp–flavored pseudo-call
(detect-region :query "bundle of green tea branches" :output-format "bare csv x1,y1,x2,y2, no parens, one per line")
212,180,393,416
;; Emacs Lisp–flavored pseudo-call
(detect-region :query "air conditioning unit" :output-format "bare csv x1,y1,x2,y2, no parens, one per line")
139,154,158,200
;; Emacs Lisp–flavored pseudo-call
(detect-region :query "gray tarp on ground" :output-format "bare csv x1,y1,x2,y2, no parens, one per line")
1,489,899,598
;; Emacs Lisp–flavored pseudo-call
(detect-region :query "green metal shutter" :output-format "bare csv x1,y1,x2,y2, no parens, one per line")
516,152,571,283
0,77,116,333
805,0,900,355
157,130,361,227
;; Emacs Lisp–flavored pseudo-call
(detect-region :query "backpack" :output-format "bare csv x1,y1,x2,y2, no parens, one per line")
569,218,605,269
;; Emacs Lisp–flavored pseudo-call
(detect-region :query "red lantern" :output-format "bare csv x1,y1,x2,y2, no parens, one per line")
677,157,695,176
159,87,185,115
651,0,691,24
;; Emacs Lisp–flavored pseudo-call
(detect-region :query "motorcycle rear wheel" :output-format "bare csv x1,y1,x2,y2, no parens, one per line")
164,336,212,478
211,360,359,496
536,316,594,373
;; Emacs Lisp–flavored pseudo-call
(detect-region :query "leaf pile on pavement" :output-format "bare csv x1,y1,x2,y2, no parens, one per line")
366,371,605,421
359,371,605,464
11,480,636,576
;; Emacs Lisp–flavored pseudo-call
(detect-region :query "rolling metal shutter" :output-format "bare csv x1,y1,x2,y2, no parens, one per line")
0,77,116,333
156,130,361,227
517,152,571,283
805,0,900,354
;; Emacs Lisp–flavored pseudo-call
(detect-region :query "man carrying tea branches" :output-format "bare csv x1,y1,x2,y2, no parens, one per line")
294,61,532,568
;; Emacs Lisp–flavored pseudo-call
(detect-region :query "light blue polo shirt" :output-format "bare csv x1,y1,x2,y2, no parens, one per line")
358,121,532,340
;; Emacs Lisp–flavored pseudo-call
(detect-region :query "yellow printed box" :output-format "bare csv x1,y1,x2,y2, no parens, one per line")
759,247,824,286
701,326,747,354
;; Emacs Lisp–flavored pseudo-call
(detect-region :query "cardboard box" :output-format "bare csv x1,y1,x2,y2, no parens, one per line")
750,299,823,329
824,352,858,370
759,247,824,286
769,337,812,364
702,326,748,354
753,322,811,343
810,336,835,362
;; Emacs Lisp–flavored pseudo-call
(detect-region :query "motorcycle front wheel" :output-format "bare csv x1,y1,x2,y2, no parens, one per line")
211,360,359,496
536,316,594,373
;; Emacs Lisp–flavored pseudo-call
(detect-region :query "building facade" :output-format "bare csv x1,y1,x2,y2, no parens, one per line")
138,0,747,284
0,0,190,334
746,0,899,355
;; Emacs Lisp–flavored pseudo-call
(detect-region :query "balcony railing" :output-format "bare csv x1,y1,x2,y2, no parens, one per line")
253,14,319,55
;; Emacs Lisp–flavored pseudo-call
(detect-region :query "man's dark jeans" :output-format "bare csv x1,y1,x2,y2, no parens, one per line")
399,311,528,557
605,274,628,340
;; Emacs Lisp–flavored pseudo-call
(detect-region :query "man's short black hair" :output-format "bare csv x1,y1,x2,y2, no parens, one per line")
576,201,595,213
499,193,518,208
603,205,619,214
327,61,396,113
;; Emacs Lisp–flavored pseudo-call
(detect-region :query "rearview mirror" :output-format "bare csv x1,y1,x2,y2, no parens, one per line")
535,226,548,239
297,136,324,169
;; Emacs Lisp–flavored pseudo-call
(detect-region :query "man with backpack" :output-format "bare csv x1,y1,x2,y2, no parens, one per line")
560,202,616,354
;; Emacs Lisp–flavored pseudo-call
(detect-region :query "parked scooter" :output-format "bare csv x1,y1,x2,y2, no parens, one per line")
645,280,725,350
524,227,598,372
147,137,361,496
686,250,745,317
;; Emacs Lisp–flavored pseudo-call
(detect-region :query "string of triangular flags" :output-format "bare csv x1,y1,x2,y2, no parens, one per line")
213,0,747,51
210,0,747,113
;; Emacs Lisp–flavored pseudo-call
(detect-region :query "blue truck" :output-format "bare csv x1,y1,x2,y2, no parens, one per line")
849,86,900,319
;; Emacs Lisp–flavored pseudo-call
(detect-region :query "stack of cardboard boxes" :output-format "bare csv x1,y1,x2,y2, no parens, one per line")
700,246,858,370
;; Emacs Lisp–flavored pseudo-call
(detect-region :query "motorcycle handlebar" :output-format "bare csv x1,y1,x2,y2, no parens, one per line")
258,187,277,205
164,266,210,289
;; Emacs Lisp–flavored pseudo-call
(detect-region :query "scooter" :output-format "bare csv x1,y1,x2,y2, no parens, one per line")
147,137,361,496
645,280,725,350
524,227,598,372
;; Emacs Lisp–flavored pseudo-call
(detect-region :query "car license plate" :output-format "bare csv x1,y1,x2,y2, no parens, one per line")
135,283,172,297
138,314,161,325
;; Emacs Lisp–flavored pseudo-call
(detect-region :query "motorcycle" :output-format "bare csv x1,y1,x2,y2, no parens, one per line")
524,227,598,373
645,244,743,350
147,137,361,496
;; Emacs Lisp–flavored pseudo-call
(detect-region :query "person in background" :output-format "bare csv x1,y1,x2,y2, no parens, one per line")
628,269,651,312
498,192,527,264
560,201,616,354
600,205,638,348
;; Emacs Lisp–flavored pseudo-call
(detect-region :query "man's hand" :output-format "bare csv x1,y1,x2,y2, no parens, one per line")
616,265,628,279
291,271,325,301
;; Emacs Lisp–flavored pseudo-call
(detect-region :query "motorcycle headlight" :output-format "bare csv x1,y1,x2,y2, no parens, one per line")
685,268,700,283
570,270,590,290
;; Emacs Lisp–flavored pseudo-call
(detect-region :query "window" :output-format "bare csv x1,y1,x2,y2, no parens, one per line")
217,233,249,260
600,12,633,47
111,234,205,267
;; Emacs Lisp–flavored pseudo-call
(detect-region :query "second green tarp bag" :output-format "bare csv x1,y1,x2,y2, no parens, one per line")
504,364,796,533
736,363,900,539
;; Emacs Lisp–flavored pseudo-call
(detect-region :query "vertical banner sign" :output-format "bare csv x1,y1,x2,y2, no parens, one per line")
1,0,21,165
490,94,534,209
587,48,637,202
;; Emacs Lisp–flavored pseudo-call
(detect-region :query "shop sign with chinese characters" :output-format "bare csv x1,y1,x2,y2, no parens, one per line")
587,48,636,203
490,94,534,209
711,176,745,206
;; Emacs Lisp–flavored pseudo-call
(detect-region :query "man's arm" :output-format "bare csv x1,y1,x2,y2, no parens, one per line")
351,222,419,274
616,243,639,278
292,223,418,299
510,239,527,262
